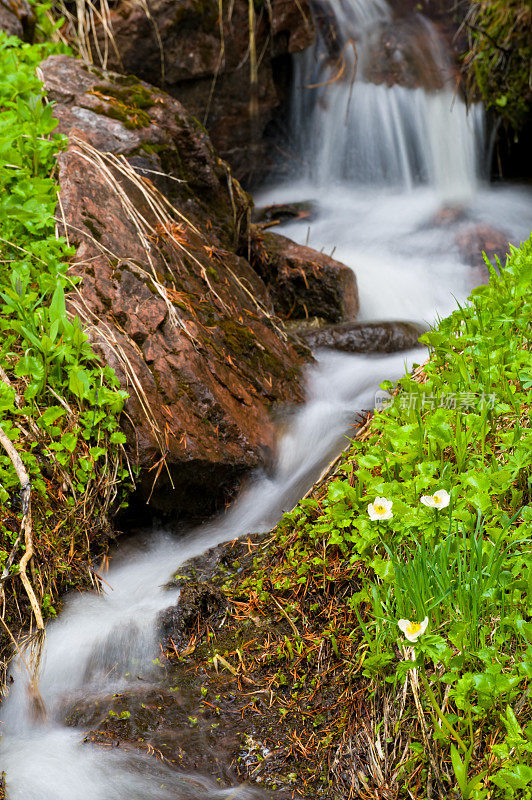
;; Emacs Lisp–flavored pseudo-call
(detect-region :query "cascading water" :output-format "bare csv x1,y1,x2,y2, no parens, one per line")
290,0,486,201
1,1,531,797
259,0,531,323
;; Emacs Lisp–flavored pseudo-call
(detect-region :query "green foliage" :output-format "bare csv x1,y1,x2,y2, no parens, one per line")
234,237,532,796
0,32,130,613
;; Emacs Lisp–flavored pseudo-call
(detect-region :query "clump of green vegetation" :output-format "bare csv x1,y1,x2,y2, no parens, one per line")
221,238,532,797
461,0,532,130
0,32,130,656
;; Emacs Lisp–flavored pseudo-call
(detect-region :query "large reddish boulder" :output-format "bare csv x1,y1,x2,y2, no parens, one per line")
40,55,310,516
63,0,315,181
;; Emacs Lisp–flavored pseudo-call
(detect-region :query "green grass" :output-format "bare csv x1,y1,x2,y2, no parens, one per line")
225,238,532,798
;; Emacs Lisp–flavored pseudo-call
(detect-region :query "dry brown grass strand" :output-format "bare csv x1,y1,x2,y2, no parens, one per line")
52,0,167,81
0,616,46,706
66,274,165,447
63,137,212,331
0,425,44,631
137,0,165,83
51,0,123,68
203,0,226,126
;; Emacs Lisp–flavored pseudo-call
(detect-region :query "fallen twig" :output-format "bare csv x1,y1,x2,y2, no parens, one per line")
0,424,44,630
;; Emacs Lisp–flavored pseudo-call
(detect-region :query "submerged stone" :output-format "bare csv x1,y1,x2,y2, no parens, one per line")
298,320,426,352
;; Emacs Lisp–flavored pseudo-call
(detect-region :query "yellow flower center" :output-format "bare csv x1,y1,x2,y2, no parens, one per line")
374,504,386,514
433,495,442,504
407,621,422,635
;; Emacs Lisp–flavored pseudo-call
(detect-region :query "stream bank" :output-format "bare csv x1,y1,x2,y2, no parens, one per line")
178,237,532,798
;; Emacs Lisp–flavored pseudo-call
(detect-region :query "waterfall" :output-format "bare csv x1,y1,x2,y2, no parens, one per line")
291,0,485,203
257,0,530,324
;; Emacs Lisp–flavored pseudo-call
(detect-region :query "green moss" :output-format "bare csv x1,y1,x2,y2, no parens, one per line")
92,101,151,129
137,142,167,156
87,65,105,80
92,83,155,110
188,114,210,137
220,318,258,358
89,82,155,129
113,73,149,88
218,318,291,384
462,0,532,130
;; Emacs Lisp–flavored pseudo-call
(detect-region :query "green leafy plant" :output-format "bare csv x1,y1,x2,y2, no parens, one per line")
0,31,131,645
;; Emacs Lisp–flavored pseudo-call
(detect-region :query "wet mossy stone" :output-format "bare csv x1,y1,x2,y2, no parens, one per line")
159,581,227,650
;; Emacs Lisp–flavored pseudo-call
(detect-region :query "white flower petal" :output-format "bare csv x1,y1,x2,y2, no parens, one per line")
376,497,392,510
420,495,435,507
368,497,393,520
398,616,428,642
433,490,450,508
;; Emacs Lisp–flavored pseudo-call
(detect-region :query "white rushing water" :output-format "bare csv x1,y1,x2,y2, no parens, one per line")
1,0,531,796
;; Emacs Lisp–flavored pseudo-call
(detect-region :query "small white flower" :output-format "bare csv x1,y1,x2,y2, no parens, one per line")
420,489,450,509
398,616,429,642
367,497,393,521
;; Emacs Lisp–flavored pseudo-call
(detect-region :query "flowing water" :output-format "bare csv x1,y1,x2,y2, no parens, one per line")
1,0,531,796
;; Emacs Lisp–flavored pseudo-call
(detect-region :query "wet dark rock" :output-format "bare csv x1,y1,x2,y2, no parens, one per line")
65,685,248,789
168,540,251,589
455,224,511,270
253,201,316,225
251,231,359,323
0,0,34,39
159,581,227,652
365,18,453,91
432,204,468,226
74,0,315,180
312,0,463,92
298,320,426,353
41,55,311,517
61,535,304,796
